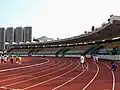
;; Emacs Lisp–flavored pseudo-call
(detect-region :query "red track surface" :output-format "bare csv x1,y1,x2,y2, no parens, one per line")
0,56,119,90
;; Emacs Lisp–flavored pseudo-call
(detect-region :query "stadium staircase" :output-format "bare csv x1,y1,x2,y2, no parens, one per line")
91,45,103,54
28,48,43,55
60,48,71,57
55,47,66,57
7,48,13,53
83,45,103,55
33,50,40,55
28,49,35,56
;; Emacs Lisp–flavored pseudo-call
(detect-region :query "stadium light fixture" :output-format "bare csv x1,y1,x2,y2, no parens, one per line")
59,45,62,46
83,42,87,44
78,43,82,45
67,44,69,46
80,43,84,45
75,43,78,45
92,41,95,43
102,40,105,42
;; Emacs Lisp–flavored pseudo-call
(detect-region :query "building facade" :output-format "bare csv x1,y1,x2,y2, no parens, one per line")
0,26,32,51
23,26,32,42
0,28,5,51
5,27,14,43
14,27,23,43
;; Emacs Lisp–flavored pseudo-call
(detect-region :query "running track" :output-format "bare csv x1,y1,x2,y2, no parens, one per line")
0,56,119,90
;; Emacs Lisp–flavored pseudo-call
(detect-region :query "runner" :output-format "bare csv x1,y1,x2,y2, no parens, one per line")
92,55,96,62
18,55,22,64
10,55,14,64
92,54,99,63
1,55,4,64
95,55,99,63
80,54,88,71
111,61,118,71
4,55,7,63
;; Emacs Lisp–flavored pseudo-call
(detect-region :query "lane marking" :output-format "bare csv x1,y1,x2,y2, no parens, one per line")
52,63,88,90
0,58,65,90
0,59,60,79
3,60,72,88
0,86,24,90
82,62,99,90
23,61,79,90
0,59,66,83
0,58,49,73
102,63,115,90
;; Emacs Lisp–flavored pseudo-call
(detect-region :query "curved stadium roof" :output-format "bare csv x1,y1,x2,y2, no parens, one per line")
12,15,120,47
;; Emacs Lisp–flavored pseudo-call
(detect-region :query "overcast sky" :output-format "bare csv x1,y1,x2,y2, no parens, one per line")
0,0,120,39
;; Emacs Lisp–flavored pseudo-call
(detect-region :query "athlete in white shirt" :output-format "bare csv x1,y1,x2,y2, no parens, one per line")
80,54,88,71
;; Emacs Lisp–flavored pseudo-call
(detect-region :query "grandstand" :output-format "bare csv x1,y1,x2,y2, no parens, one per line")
6,15,120,61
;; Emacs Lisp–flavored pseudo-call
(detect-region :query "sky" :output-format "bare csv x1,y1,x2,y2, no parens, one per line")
0,0,120,40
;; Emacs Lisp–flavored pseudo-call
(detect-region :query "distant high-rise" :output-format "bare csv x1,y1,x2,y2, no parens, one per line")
23,26,32,42
5,27,14,43
0,28,5,51
14,27,23,43
0,26,32,51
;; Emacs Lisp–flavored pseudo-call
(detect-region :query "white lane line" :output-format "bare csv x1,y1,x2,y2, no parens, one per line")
23,61,78,90
102,63,115,90
0,86,24,90
0,59,66,83
82,62,100,90
0,59,60,78
23,61,79,90
0,58,49,73
52,63,88,90
4,60,71,87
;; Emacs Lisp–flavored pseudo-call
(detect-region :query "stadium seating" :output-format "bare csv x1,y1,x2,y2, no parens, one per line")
104,43,120,48
64,46,88,55
97,43,120,55
11,48,31,52
9,48,31,56
7,41,120,56
36,47,60,56
8,46,91,56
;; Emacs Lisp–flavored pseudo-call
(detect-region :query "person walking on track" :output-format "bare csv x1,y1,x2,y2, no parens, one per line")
80,54,88,71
